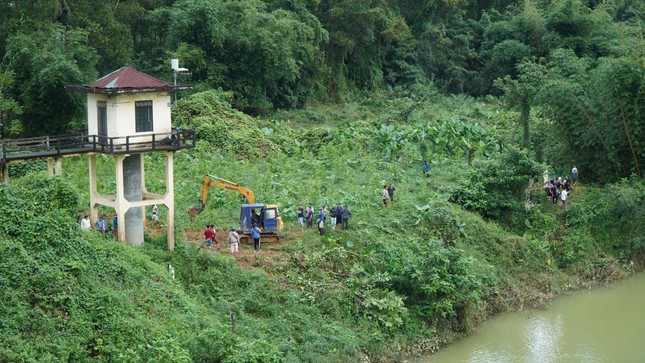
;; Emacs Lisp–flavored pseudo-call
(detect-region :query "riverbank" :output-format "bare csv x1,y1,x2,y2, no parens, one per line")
397,177,644,360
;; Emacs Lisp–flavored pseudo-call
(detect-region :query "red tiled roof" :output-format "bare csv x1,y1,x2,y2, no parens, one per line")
86,66,170,89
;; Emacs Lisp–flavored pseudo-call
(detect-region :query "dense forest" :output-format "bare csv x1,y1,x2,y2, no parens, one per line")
0,0,643,181
0,0,644,362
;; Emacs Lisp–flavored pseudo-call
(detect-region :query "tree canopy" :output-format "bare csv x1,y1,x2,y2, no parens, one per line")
0,0,642,180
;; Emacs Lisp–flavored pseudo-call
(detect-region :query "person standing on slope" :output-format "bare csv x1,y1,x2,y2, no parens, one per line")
561,188,568,208
252,223,262,252
330,204,337,231
211,225,220,251
151,204,159,223
228,227,240,253
112,214,118,238
297,204,304,231
341,205,352,230
306,204,313,230
204,224,214,248
382,186,389,208
317,208,325,236
81,215,91,231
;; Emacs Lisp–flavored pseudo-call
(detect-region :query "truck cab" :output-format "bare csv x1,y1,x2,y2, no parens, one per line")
239,203,283,235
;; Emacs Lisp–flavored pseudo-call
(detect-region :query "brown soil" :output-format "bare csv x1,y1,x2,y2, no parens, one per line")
146,221,306,272
185,228,301,271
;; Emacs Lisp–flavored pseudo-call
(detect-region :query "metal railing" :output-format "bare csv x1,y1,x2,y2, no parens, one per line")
0,130,196,163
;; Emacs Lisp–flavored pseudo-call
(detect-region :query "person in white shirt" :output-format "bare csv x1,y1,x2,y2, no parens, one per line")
561,189,568,207
382,186,389,208
151,204,159,223
227,227,240,253
80,215,91,231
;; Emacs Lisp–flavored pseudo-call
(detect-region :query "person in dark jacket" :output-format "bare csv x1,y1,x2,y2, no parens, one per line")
306,204,313,229
387,184,396,202
297,204,304,231
341,205,352,230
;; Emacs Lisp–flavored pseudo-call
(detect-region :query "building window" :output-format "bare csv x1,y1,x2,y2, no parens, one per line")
97,101,107,136
135,101,153,132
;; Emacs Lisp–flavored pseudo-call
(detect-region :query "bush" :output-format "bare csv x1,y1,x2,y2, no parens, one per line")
173,91,281,157
384,239,492,325
563,176,645,263
448,147,543,231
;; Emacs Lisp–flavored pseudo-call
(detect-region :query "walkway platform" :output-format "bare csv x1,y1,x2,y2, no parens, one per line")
1,130,196,165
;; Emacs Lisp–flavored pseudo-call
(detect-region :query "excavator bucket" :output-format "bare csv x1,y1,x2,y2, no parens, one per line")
188,205,203,222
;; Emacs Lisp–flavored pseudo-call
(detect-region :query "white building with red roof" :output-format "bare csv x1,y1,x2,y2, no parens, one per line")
70,66,190,146
66,65,193,250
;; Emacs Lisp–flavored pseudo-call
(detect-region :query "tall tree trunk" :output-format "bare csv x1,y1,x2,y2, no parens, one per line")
520,98,530,148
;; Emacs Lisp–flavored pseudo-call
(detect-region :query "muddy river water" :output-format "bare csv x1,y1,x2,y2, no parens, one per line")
422,273,645,363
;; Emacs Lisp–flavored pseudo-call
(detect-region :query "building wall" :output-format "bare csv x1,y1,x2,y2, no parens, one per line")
87,92,172,145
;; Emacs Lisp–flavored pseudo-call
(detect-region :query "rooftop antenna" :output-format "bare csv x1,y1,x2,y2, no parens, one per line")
171,59,190,105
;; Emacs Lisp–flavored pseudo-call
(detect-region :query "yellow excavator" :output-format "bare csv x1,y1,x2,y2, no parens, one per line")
188,175,283,242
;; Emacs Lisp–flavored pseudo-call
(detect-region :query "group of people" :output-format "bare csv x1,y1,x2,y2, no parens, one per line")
297,203,352,235
203,224,242,253
79,204,163,238
78,212,118,238
382,184,396,207
544,166,577,207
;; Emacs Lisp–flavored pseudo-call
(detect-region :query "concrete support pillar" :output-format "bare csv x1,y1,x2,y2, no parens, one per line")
165,152,175,251
140,155,147,229
87,151,175,251
55,158,62,176
115,155,127,242
47,158,54,176
88,154,99,225
123,154,144,246
47,158,63,176
2,164,8,184
140,154,148,194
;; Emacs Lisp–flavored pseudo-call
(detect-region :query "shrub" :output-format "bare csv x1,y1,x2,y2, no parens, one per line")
386,239,492,324
448,147,543,230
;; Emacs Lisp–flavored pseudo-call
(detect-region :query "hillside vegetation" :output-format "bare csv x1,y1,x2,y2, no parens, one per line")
1,91,643,362
0,0,643,360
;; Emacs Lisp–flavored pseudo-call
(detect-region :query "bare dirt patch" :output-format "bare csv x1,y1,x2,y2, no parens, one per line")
179,227,302,272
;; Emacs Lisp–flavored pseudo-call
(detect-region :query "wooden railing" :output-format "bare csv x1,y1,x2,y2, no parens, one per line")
0,130,196,164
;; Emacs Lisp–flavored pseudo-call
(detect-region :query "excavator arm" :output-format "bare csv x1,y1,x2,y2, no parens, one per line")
189,175,255,221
